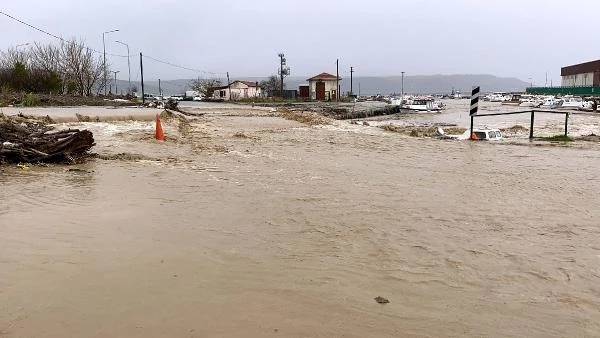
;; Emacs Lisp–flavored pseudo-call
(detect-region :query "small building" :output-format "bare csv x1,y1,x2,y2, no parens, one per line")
307,72,341,100
561,60,600,87
213,80,262,100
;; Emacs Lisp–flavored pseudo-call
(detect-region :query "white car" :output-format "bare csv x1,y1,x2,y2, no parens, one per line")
193,96,203,101
471,128,502,141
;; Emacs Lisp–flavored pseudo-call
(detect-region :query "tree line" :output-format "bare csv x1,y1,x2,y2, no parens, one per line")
0,39,113,96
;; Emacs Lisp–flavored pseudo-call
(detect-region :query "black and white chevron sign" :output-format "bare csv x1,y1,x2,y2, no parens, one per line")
470,86,480,116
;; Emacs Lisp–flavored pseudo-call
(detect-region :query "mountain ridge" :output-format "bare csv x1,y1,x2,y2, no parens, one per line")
118,74,528,96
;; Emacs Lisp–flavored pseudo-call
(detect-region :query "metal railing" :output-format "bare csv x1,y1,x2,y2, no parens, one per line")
472,110,570,139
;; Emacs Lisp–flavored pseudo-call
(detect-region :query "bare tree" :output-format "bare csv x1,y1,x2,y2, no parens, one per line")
30,42,62,73
60,39,104,96
260,75,284,97
0,47,29,69
190,77,222,98
29,42,65,93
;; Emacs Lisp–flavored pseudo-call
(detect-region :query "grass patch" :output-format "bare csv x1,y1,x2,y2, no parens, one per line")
22,93,40,107
538,135,573,142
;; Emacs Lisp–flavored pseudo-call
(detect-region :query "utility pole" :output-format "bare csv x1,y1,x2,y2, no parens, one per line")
350,66,354,96
140,53,145,104
226,72,231,100
111,70,120,95
102,29,119,96
401,71,405,102
158,79,162,97
115,40,131,95
336,59,339,102
358,82,361,97
278,53,285,98
277,53,289,98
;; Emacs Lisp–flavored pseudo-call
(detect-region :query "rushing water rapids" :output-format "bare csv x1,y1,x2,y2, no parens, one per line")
1,104,600,337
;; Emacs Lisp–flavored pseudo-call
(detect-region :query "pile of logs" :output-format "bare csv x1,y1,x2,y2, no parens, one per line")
0,113,95,164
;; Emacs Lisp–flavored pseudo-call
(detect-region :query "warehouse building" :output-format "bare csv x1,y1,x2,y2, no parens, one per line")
561,59,600,87
527,59,600,96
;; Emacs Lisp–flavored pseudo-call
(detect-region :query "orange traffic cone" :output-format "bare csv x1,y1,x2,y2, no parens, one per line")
155,114,165,141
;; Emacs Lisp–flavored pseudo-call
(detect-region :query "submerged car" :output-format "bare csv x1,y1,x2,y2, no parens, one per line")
470,128,502,141
438,127,503,141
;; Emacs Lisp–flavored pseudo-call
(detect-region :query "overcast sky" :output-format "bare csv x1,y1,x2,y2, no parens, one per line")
1,0,598,84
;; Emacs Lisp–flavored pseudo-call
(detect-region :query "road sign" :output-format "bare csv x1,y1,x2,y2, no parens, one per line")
470,86,480,116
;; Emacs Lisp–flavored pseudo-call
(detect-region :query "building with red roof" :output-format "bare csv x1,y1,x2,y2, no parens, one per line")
307,72,341,100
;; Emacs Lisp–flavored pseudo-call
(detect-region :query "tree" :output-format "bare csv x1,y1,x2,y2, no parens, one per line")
0,48,28,70
29,42,64,93
190,77,222,98
10,62,28,91
260,75,285,97
60,39,104,96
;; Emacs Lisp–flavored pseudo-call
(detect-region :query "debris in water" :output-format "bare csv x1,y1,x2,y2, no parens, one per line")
0,113,95,164
374,296,390,304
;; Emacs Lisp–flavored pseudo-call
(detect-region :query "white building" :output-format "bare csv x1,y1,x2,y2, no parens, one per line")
213,81,262,100
307,72,341,100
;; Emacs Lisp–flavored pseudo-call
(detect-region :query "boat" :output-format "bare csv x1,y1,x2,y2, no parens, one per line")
488,92,507,102
540,96,561,109
555,95,584,110
519,95,542,107
501,94,522,106
403,97,442,111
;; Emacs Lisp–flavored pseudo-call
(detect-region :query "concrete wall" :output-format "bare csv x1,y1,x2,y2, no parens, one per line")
561,72,595,87
308,80,339,100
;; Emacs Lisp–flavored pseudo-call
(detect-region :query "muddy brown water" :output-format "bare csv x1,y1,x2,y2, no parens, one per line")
1,111,600,337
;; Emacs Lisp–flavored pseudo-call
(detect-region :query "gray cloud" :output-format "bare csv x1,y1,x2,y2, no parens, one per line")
2,0,598,85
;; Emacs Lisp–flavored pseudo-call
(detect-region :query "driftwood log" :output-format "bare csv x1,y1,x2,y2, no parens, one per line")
0,113,95,164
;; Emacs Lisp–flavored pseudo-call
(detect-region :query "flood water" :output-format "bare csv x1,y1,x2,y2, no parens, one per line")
1,107,600,337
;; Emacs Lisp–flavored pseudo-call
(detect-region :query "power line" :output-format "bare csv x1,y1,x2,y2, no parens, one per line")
142,54,220,77
0,10,223,77
0,10,127,58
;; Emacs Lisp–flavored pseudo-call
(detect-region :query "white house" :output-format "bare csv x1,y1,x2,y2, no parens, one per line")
307,72,341,100
213,81,262,100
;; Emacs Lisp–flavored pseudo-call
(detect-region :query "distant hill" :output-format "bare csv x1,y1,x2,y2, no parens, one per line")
117,74,528,96
283,74,529,95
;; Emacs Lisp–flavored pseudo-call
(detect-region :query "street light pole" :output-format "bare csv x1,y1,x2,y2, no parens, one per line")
102,29,119,96
115,40,130,95
350,66,354,96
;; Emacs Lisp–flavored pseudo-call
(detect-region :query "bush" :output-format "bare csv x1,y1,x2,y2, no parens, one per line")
22,93,40,107
539,134,573,142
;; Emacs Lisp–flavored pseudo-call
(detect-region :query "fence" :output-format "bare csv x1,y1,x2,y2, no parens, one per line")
526,86,600,96
471,110,570,139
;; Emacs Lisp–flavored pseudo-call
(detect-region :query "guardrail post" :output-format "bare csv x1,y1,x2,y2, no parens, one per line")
564,113,569,136
529,110,535,139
